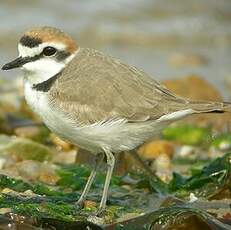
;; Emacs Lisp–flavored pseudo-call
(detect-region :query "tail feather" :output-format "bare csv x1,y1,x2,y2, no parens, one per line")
188,100,231,114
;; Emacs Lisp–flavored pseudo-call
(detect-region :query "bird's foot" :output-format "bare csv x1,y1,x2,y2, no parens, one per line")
75,199,85,210
94,207,107,217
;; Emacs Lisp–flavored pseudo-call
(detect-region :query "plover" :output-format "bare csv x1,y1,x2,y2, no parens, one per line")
2,26,230,212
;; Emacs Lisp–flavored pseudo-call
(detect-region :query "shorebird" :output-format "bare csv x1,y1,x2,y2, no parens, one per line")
2,26,230,213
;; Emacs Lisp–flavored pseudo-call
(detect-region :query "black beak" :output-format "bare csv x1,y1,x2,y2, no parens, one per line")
2,56,29,70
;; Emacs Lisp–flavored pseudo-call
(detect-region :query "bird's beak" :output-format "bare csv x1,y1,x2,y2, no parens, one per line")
2,56,29,70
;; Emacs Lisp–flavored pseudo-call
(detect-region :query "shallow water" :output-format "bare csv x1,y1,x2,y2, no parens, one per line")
0,0,230,98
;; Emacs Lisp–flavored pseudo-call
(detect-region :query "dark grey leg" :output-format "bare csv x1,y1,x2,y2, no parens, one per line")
76,153,104,206
98,148,115,211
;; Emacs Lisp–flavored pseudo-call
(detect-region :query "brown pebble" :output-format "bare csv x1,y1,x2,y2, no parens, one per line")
138,140,174,160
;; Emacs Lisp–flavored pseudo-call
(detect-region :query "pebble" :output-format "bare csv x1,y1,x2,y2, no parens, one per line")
151,153,172,182
50,134,73,151
14,126,40,139
176,145,196,158
138,140,174,160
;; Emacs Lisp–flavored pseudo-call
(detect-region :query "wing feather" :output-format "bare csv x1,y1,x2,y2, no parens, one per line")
49,48,188,125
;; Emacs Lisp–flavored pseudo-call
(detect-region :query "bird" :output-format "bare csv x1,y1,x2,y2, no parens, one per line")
2,26,230,213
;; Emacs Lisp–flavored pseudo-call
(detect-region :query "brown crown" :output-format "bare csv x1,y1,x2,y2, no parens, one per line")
21,26,78,53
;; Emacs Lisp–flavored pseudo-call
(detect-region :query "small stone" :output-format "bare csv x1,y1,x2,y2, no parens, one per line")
38,164,59,185
138,140,174,160
52,150,77,164
23,190,37,196
50,134,73,151
0,208,12,214
84,200,97,209
121,185,132,191
17,160,41,180
176,145,196,158
14,126,40,139
151,153,172,182
189,193,198,203
1,188,18,195
219,141,231,151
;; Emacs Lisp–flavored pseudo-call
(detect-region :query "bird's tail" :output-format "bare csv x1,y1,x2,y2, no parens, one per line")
188,100,231,114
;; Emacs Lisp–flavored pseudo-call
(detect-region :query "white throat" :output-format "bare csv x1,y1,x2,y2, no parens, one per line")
23,59,66,85
19,43,78,85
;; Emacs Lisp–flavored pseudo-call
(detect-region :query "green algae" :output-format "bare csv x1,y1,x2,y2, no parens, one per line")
56,164,122,191
1,138,53,162
162,124,212,146
211,133,231,150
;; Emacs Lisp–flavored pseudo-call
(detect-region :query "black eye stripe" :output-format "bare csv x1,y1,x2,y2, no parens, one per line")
56,51,71,61
19,50,71,65
20,35,42,48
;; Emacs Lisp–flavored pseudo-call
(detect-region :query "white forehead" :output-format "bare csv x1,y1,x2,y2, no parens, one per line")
18,42,66,57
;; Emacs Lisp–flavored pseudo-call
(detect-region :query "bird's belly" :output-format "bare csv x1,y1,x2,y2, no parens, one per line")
24,82,165,153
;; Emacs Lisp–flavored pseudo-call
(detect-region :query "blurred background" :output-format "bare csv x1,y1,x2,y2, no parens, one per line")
0,0,231,98
0,2,231,227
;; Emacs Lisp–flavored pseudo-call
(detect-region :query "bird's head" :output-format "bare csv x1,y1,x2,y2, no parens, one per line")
2,26,78,82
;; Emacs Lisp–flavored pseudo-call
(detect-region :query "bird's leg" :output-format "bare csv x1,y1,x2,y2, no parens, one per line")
76,153,104,207
97,149,115,215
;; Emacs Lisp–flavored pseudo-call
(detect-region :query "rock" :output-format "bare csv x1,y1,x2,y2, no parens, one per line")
16,160,59,185
17,160,41,180
169,53,207,67
1,137,53,162
138,140,174,160
162,75,231,130
162,75,222,101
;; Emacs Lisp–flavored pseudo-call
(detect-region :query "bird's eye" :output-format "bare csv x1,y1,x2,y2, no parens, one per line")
42,46,57,56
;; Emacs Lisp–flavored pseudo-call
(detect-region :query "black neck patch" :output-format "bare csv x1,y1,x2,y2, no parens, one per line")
20,35,42,48
32,73,59,92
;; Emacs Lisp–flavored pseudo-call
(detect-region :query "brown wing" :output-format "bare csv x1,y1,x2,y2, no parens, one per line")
49,48,189,125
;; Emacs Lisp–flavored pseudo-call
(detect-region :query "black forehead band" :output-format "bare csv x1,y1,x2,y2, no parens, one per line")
20,35,42,48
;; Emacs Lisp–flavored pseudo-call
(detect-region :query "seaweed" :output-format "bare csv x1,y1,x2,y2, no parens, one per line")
169,153,231,198
0,147,230,228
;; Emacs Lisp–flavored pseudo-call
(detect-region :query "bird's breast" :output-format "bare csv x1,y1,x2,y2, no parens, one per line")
24,80,80,145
